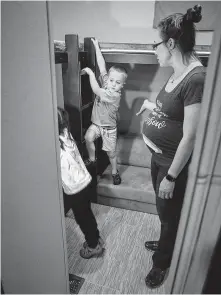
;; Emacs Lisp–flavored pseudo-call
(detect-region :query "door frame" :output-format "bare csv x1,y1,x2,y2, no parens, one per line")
166,7,221,293
46,2,221,294
46,1,70,293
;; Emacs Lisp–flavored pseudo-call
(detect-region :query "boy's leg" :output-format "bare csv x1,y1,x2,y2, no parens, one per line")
107,151,121,185
84,124,100,162
102,127,121,185
106,151,117,174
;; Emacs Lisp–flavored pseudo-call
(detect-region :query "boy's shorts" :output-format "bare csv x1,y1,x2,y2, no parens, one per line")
88,124,117,152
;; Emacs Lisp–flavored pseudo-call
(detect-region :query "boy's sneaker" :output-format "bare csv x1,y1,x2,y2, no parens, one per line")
84,158,96,167
80,243,104,259
112,170,121,185
83,237,105,249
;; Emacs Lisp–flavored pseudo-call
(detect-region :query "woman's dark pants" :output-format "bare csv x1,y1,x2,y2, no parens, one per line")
63,183,100,248
151,154,189,270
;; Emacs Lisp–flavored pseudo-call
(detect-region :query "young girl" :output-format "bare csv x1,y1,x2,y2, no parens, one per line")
57,107,105,259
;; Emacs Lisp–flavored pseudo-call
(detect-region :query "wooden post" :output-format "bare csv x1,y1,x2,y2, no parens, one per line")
63,34,80,108
84,37,110,178
82,37,98,200
62,34,81,142
84,37,97,73
83,37,98,103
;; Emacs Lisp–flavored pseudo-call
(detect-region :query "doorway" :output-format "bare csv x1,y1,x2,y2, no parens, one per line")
47,2,221,294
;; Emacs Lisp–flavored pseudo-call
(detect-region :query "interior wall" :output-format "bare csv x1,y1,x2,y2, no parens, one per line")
1,2,68,293
50,1,213,45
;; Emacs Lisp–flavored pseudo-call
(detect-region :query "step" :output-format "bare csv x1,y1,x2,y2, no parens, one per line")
116,134,152,168
97,164,157,214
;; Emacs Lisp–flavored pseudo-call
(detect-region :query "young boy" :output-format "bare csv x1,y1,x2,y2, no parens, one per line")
81,38,127,185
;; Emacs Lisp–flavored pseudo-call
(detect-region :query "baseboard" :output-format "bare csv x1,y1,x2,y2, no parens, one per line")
97,195,157,215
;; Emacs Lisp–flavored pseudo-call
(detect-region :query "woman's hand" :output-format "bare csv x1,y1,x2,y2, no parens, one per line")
158,177,175,199
136,99,151,116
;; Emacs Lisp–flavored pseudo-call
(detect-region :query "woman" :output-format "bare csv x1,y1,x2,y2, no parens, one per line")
137,5,206,288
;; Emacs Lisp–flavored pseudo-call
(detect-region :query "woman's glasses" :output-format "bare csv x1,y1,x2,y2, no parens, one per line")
152,41,165,50
152,39,169,50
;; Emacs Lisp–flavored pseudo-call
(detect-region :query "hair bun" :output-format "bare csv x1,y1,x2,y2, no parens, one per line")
184,4,202,23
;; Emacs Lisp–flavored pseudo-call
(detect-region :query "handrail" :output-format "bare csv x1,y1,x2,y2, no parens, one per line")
54,40,211,56
101,49,210,56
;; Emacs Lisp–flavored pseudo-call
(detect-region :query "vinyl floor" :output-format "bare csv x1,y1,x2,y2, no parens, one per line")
65,203,165,294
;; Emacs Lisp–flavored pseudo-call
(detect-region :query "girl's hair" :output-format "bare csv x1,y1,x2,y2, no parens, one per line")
158,4,202,61
57,107,72,149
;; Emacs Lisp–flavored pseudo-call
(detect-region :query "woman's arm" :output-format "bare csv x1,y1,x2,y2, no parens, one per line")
158,103,201,199
168,103,201,177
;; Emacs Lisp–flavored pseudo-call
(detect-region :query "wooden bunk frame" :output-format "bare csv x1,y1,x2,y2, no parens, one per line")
54,39,211,66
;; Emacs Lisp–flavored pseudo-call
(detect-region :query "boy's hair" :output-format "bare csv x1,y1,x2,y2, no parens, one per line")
108,65,128,82
57,107,72,149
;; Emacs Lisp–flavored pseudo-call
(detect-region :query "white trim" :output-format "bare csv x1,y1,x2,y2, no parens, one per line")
46,2,70,293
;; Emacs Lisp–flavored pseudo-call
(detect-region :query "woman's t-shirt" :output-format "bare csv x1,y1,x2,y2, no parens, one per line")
142,66,206,160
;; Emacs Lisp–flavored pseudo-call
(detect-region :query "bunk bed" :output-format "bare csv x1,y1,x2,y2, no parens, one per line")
54,39,210,66
54,35,211,214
